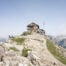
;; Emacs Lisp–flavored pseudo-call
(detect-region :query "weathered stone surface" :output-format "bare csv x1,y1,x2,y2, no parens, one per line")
0,33,66,66
0,45,5,62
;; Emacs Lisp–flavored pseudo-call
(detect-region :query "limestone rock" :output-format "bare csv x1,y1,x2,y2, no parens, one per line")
0,33,66,66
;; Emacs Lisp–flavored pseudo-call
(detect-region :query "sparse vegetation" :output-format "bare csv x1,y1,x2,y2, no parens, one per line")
46,39,66,65
21,48,32,57
22,31,32,36
9,47,19,51
11,37,25,45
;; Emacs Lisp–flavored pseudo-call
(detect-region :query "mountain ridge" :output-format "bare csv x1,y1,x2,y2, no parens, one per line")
0,22,66,66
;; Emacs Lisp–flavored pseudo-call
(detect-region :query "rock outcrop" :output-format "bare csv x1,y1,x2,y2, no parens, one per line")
0,33,65,66
0,23,66,66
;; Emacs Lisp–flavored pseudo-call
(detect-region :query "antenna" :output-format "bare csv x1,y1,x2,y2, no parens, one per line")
43,21,45,28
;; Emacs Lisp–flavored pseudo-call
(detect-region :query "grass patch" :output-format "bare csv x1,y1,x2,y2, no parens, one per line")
11,38,25,45
21,48,32,57
9,47,19,51
22,31,32,36
46,39,66,65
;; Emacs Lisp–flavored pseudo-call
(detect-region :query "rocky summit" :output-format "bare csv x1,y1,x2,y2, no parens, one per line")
0,23,66,66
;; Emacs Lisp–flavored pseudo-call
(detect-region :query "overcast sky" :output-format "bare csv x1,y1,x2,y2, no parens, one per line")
0,0,66,38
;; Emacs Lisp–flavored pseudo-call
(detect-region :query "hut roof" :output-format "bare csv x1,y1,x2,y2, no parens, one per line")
27,22,39,28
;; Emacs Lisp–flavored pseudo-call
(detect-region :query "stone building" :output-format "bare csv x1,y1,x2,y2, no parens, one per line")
27,22,39,32
27,22,45,35
37,29,45,35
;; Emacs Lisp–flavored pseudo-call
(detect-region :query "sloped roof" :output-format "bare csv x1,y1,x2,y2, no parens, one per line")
27,22,39,28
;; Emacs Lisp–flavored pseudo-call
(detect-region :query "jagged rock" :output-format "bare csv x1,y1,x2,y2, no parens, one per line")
0,45,5,62
1,23,66,66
